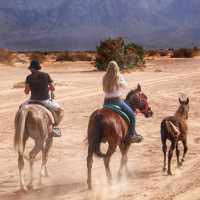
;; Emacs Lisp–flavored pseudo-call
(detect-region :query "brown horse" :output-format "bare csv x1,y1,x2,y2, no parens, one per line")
86,84,153,189
161,96,189,175
14,104,64,191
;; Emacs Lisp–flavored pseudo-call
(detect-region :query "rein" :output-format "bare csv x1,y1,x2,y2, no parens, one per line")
138,93,149,114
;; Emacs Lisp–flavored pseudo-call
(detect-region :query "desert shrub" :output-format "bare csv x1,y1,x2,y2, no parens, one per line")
0,49,16,64
191,47,200,57
29,52,46,63
125,42,145,67
74,52,95,61
96,37,145,71
145,50,159,57
171,48,194,58
56,51,95,62
146,49,174,58
56,52,74,61
160,50,169,57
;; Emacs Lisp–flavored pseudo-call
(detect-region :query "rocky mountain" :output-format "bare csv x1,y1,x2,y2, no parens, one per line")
0,0,199,50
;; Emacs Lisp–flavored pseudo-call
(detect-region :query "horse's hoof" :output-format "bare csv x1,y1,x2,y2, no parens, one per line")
163,167,167,172
107,179,112,185
42,172,49,178
167,171,173,176
41,169,49,177
20,186,28,192
117,173,122,182
88,185,92,190
126,170,133,178
87,180,92,190
177,162,182,168
27,184,33,190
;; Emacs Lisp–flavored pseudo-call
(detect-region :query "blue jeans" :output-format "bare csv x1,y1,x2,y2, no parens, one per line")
104,98,136,136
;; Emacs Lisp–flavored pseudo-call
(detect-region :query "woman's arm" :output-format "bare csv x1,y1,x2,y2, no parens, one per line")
119,74,127,89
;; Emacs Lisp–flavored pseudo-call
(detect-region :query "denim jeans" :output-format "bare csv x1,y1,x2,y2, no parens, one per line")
104,98,136,136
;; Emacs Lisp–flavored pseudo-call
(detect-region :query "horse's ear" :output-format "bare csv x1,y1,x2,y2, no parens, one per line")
137,83,141,92
179,97,189,105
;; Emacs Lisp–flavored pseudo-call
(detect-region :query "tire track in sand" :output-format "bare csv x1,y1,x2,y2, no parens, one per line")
0,71,200,114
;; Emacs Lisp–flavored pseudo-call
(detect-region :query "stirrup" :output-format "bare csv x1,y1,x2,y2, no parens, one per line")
52,127,61,137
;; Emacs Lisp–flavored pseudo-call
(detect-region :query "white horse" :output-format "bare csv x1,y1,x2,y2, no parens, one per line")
14,104,63,191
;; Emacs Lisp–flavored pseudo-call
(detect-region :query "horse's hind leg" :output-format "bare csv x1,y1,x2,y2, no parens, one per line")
162,137,167,172
18,154,27,191
87,143,93,190
181,139,188,164
167,141,175,175
39,137,53,185
18,134,28,191
104,144,116,184
118,143,130,180
176,142,181,167
28,141,42,189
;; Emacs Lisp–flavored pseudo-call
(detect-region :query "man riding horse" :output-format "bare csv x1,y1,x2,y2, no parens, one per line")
22,60,63,137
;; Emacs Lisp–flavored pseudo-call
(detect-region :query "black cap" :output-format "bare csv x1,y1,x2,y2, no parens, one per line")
29,60,41,70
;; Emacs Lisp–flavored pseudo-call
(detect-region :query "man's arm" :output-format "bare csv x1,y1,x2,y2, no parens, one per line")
49,83,55,91
47,74,55,91
24,83,30,94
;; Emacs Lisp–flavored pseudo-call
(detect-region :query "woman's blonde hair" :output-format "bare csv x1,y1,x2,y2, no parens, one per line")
103,61,120,93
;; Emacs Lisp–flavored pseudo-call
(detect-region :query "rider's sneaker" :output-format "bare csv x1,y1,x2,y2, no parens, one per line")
126,133,143,143
52,127,61,137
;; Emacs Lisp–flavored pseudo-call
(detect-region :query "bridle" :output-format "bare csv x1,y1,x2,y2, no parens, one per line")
138,93,149,113
126,90,150,115
136,93,149,115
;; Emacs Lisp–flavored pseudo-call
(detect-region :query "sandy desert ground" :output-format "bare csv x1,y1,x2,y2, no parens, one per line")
0,58,200,200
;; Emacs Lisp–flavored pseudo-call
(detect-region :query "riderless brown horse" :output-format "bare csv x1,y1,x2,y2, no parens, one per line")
160,96,189,175
86,84,153,189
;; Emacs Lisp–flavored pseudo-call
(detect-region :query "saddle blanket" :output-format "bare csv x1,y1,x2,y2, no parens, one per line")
103,104,130,124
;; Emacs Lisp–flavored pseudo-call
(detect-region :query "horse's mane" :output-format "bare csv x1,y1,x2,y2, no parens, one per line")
175,104,188,119
125,90,135,101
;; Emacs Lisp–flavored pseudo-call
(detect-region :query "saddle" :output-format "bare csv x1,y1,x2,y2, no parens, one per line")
28,101,58,125
103,104,130,124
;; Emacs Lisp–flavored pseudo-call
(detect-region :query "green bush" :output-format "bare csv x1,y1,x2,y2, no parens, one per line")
56,52,74,61
96,37,145,71
56,51,95,62
29,52,46,63
0,49,16,64
171,48,193,58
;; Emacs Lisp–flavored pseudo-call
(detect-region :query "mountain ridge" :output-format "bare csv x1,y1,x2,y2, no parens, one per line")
0,0,199,50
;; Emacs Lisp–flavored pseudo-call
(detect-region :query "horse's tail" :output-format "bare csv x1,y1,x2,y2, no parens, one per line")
87,111,106,158
14,107,29,158
165,120,180,137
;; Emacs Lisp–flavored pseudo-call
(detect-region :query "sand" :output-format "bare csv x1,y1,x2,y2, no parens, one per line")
0,59,200,200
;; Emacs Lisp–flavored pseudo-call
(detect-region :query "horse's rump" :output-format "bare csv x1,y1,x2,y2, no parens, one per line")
14,105,53,155
161,116,184,140
87,108,128,157
27,103,55,124
88,108,127,140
